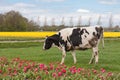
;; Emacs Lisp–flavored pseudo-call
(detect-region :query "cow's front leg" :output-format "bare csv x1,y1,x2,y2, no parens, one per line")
71,51,77,64
89,52,95,64
89,47,99,64
60,47,66,64
93,47,99,64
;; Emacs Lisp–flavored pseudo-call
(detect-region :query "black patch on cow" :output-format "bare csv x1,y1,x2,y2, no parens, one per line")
64,41,68,51
95,27,103,39
67,36,71,43
70,28,82,46
80,29,84,35
93,32,96,36
50,34,60,46
80,29,89,35
69,28,90,47
85,29,89,34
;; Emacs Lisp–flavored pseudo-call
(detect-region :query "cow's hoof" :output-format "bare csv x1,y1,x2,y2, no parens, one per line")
74,61,77,64
60,62,64,65
74,62,76,64
89,61,93,64
95,62,98,64
89,62,91,64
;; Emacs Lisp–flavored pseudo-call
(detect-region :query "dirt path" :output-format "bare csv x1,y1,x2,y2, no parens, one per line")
0,40,45,43
0,38,120,43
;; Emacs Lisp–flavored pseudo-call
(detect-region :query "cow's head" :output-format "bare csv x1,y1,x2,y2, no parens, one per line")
43,34,60,50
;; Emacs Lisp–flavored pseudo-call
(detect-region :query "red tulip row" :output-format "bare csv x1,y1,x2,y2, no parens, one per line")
0,57,119,80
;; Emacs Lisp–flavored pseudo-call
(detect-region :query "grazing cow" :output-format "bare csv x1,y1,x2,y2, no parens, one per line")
43,25,104,64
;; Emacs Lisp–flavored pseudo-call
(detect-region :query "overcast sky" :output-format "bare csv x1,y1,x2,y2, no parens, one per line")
0,0,120,27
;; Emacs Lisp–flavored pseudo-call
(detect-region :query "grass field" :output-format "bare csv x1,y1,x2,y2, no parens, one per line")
0,38,120,73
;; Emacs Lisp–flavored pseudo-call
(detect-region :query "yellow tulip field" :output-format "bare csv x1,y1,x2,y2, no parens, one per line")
0,32,120,38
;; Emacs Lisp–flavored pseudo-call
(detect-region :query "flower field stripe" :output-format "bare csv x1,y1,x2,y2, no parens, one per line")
104,32,120,38
0,32,120,38
0,32,56,38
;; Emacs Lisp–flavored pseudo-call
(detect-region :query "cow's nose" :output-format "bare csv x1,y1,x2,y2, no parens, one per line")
43,49,46,51
43,47,48,50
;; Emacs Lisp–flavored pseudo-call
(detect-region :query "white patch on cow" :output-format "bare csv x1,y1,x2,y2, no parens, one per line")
58,28,74,41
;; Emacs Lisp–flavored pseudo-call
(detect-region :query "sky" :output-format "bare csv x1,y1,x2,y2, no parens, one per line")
0,0,120,27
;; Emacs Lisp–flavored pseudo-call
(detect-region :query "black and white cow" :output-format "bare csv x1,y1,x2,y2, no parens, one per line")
43,25,104,64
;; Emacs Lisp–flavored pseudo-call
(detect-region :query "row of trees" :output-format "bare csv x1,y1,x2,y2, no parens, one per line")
39,15,120,31
38,15,117,27
39,16,97,27
0,10,120,31
0,10,39,31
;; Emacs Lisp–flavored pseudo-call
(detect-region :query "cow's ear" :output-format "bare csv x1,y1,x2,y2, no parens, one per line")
45,36,48,39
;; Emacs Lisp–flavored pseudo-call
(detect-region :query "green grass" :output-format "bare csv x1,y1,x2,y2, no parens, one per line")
0,39,120,73
0,42,41,48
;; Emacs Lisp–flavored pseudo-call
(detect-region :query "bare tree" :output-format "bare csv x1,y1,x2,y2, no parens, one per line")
51,17,55,27
109,14,113,28
77,16,81,27
97,15,102,25
69,17,73,27
119,22,120,28
61,17,65,26
88,16,91,26
37,16,41,27
44,17,47,27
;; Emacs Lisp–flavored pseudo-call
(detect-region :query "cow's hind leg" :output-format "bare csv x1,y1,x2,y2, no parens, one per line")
71,51,77,64
89,47,98,64
60,47,66,64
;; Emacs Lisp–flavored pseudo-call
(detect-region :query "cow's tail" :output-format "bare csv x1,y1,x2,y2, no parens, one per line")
101,28,104,49
102,32,104,49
